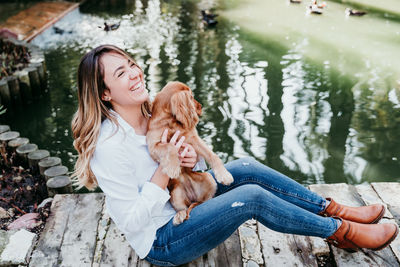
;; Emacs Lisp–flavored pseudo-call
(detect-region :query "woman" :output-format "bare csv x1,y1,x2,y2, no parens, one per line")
71,45,398,266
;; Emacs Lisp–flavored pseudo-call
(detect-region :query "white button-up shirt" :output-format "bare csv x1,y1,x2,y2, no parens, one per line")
90,111,176,259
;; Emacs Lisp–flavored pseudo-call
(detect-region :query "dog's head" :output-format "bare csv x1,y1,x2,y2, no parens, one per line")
157,81,202,129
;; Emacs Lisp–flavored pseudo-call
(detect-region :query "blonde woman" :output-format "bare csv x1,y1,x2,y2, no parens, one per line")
71,44,398,266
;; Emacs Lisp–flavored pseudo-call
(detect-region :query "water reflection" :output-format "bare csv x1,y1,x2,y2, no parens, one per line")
2,0,399,185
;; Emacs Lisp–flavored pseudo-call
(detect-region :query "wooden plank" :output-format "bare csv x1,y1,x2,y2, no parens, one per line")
29,194,78,266
238,220,263,265
310,183,399,266
92,197,111,267
257,222,318,266
309,183,364,206
98,220,137,267
181,230,242,267
355,184,393,219
372,182,400,224
371,183,400,262
58,193,104,266
0,1,79,41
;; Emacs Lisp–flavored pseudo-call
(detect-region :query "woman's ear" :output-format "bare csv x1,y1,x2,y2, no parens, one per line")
102,90,111,101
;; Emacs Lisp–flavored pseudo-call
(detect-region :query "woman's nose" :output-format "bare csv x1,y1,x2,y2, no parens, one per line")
128,67,141,80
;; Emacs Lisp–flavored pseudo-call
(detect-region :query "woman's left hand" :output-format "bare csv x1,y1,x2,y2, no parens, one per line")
179,143,197,168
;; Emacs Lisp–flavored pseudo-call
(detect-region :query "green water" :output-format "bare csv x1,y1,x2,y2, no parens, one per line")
2,0,399,185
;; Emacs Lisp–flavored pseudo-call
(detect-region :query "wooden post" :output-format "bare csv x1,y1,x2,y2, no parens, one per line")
0,131,20,167
29,62,46,93
15,69,33,104
46,176,73,197
5,76,22,106
28,149,50,174
0,78,11,107
44,165,68,181
8,137,29,153
30,57,47,92
26,67,41,98
0,131,20,146
39,156,62,177
16,143,38,168
0,125,10,134
0,125,10,167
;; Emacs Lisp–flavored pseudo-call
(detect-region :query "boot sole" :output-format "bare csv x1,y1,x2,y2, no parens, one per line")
372,225,399,251
369,205,386,224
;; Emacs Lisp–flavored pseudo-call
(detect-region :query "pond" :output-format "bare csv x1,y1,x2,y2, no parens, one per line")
2,0,400,186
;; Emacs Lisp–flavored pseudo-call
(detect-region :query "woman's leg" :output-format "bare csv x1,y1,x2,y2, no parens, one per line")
209,157,326,214
145,184,338,266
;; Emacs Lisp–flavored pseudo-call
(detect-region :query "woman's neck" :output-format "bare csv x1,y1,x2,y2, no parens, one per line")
113,105,148,135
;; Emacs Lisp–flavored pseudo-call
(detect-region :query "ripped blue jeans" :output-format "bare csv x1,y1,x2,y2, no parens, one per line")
145,157,339,266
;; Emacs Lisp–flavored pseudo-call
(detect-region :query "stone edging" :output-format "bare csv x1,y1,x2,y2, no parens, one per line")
0,37,47,108
0,124,72,266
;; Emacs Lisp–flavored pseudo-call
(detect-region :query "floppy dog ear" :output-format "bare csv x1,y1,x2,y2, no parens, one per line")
170,91,198,129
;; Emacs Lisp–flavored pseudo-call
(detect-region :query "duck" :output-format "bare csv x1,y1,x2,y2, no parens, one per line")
103,22,121,31
201,10,218,26
53,26,72,34
308,5,323,14
345,8,367,16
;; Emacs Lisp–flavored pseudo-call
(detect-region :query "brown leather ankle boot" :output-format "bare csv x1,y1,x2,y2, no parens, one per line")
320,198,385,224
327,218,398,252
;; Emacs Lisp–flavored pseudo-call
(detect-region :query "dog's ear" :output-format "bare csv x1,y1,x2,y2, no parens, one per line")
194,99,202,116
170,91,198,129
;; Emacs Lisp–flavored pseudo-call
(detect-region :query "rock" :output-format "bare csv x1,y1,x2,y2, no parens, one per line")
7,213,39,230
0,207,8,219
7,208,14,217
12,176,23,183
37,197,53,209
0,229,37,266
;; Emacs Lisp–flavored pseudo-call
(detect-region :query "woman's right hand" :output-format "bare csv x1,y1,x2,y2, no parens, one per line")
161,129,187,155
151,129,186,189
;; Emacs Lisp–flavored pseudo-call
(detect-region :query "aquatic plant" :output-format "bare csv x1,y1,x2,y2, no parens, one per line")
0,38,31,79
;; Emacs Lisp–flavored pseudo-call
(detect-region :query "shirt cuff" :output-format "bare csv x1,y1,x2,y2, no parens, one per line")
141,181,170,213
192,156,207,172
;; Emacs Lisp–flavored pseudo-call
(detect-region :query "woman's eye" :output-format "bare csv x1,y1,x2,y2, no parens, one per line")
118,71,124,77
130,63,135,67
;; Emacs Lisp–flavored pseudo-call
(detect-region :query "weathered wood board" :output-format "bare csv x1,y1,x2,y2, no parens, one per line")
238,219,263,265
29,194,78,266
58,193,104,266
27,183,400,267
310,183,400,267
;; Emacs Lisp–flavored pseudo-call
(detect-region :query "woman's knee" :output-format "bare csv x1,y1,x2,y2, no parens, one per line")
236,156,258,165
234,184,268,203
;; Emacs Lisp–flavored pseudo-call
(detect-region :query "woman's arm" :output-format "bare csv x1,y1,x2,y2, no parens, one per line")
151,129,198,190
150,166,170,190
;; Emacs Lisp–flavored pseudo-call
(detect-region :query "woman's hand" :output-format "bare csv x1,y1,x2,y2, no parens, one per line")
161,129,198,168
179,143,197,168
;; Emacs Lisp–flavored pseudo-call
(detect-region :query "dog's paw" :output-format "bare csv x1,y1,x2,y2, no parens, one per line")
214,167,234,185
173,210,187,226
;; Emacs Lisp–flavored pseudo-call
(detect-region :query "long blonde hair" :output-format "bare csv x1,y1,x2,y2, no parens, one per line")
71,45,151,191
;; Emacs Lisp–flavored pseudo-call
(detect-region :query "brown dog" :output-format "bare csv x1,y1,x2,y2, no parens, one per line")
147,81,234,225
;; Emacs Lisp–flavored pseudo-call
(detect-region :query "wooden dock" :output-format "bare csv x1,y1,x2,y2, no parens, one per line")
0,1,79,42
28,183,400,266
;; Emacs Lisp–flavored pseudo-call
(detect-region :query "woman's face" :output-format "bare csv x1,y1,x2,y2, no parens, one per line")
100,52,149,109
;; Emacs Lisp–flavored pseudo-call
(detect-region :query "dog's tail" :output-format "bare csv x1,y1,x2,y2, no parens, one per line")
185,202,202,220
